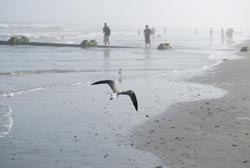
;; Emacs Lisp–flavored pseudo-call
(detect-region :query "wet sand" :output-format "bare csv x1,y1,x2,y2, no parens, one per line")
131,43,250,168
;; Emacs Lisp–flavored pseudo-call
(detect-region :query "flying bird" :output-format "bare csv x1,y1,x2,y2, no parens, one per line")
91,80,138,111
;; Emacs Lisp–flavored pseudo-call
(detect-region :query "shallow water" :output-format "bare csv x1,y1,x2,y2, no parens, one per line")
0,23,245,167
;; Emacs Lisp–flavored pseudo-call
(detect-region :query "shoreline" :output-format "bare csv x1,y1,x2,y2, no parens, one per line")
131,42,250,168
1,35,249,167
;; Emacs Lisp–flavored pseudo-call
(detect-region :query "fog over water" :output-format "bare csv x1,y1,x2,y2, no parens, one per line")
1,0,250,31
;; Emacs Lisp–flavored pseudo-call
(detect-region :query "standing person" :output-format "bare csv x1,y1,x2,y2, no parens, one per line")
144,25,152,47
103,23,111,46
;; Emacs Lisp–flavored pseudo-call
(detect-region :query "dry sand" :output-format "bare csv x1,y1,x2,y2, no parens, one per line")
131,43,250,168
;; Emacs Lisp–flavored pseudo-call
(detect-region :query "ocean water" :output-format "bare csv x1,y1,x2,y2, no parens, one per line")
0,23,245,167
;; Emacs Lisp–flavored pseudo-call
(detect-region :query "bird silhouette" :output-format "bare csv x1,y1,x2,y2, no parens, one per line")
91,80,138,111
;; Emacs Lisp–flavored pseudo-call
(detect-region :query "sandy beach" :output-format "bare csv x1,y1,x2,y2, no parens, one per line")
1,0,250,167
130,43,250,168
0,22,249,168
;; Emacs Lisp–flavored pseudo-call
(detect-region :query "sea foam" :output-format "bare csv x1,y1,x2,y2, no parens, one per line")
0,104,13,138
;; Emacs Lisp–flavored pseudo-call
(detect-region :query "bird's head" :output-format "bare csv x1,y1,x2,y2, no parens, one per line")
109,93,117,100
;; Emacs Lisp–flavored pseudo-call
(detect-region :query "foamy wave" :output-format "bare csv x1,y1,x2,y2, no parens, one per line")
202,60,224,70
0,104,13,138
7,23,64,28
0,69,115,77
70,82,83,87
209,52,242,61
203,51,243,70
1,81,87,98
0,32,41,39
0,69,78,77
1,87,49,97
0,31,100,40
0,23,9,28
236,117,250,121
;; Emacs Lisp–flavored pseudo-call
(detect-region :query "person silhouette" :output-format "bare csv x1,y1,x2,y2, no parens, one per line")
144,25,152,47
103,23,111,46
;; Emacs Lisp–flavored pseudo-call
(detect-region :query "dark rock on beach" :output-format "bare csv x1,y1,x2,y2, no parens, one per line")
240,46,248,52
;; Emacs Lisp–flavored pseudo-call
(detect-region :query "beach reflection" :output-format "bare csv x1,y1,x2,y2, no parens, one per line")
143,48,152,68
103,48,111,70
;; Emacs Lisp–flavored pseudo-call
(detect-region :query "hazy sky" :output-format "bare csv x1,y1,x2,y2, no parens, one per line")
1,0,250,29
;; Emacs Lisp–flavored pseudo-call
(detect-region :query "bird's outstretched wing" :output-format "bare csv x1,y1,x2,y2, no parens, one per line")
119,90,138,111
91,80,117,93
